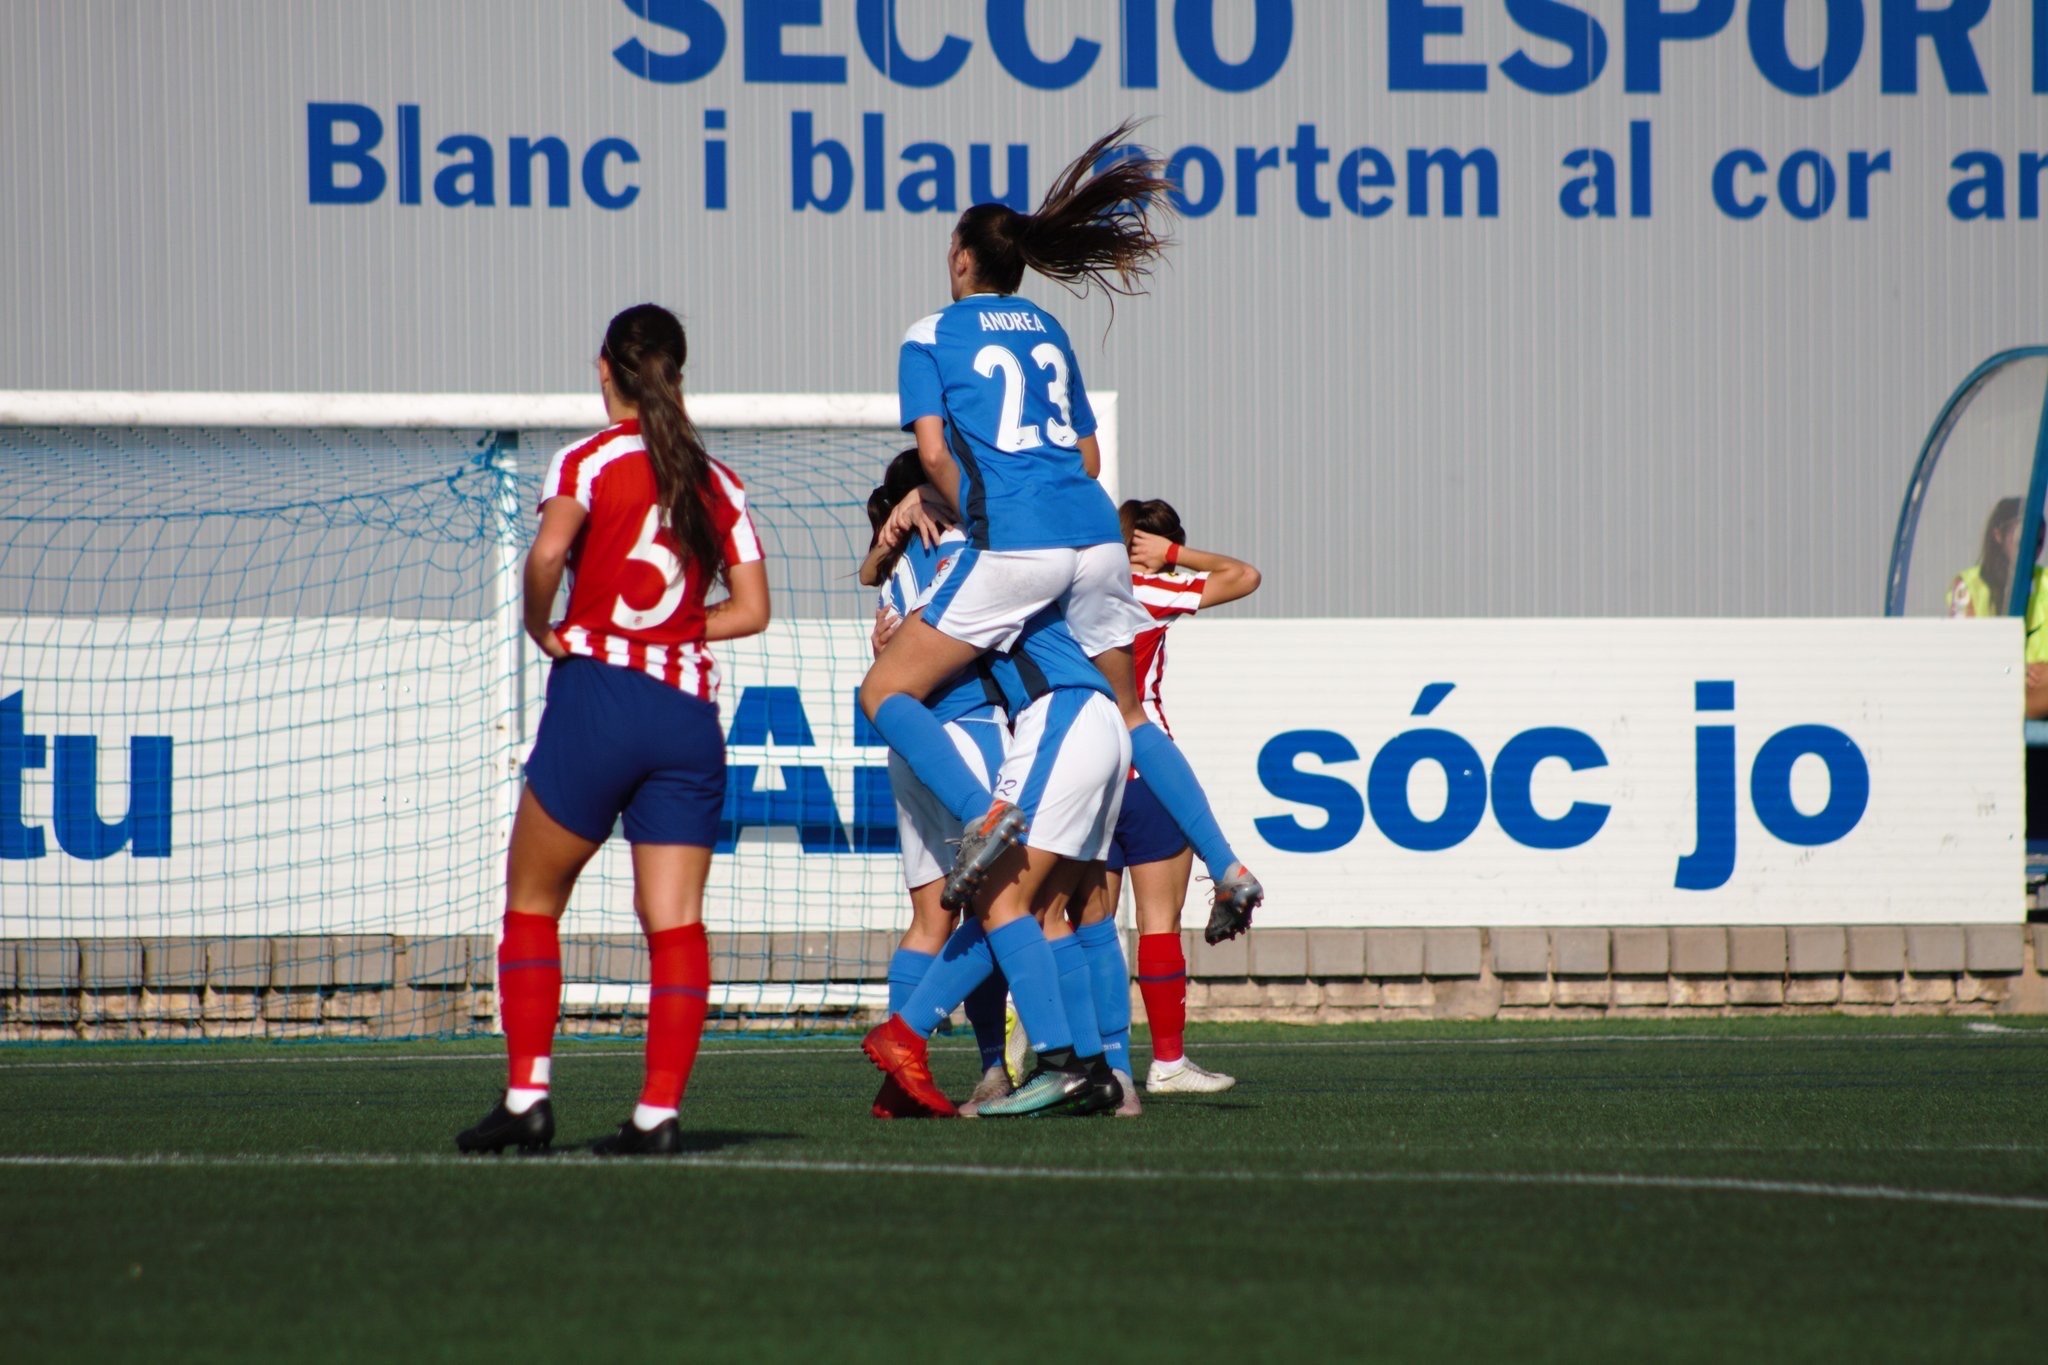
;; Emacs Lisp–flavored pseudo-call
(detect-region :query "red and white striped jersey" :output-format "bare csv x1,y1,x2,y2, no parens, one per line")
539,419,763,700
1130,567,1209,734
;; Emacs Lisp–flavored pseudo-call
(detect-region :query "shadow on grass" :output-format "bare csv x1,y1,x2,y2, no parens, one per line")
546,1128,803,1156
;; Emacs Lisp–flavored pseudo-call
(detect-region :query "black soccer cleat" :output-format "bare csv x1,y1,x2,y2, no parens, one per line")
456,1097,555,1155
590,1117,683,1157
1203,862,1263,944
1062,1056,1125,1117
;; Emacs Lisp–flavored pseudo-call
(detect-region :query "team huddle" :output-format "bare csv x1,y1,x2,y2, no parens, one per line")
457,124,1264,1153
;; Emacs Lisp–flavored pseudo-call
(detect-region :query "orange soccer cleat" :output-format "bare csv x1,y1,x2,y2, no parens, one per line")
870,1074,929,1119
861,1015,957,1118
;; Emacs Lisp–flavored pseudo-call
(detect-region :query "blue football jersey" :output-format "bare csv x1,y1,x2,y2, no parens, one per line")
880,529,1003,725
987,605,1113,715
898,294,1120,552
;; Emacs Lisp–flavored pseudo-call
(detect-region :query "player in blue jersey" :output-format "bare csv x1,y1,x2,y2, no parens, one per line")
856,122,1265,950
862,596,1131,1118
859,452,1014,1116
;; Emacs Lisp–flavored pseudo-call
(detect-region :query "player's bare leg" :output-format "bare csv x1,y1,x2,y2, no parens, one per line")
1090,643,1263,936
591,842,715,1156
458,789,603,1156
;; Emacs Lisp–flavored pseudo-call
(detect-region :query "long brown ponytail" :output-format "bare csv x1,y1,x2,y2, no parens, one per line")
600,303,727,588
954,120,1176,299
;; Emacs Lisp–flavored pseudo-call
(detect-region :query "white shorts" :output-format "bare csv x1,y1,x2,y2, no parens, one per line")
921,542,1152,656
992,689,1131,861
890,715,1008,889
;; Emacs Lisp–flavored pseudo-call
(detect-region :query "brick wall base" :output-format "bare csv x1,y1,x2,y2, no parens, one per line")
4,925,2045,1041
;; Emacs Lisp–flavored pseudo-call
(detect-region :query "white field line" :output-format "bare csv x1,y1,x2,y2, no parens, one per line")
1,1028,2043,1071
0,1153,2040,1213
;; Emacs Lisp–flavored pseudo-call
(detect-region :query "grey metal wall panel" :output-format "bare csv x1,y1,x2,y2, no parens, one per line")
4,1,2043,618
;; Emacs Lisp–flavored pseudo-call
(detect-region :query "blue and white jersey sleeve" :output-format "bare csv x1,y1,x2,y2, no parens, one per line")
898,314,947,432
879,528,969,621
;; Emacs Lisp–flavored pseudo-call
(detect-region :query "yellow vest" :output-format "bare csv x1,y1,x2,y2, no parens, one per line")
1950,564,2048,662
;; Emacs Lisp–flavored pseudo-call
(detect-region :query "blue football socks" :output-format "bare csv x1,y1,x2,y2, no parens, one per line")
1050,935,1105,1059
1130,722,1238,880
987,917,1072,1054
895,921,994,1038
1075,918,1132,1077
873,694,994,824
885,947,936,1017
962,970,1009,1072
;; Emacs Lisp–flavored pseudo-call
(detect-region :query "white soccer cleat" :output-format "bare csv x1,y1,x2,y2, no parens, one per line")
1145,1056,1236,1094
956,1064,1015,1118
1112,1069,1144,1118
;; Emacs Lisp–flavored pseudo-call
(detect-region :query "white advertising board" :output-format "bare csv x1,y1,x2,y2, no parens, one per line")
0,616,2023,936
1160,617,2023,925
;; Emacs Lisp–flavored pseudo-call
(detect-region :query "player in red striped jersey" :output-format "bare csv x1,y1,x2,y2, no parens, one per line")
457,303,769,1157
1109,498,1261,1098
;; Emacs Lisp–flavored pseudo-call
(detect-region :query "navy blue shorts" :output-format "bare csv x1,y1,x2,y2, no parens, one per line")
1105,771,1188,874
525,657,726,847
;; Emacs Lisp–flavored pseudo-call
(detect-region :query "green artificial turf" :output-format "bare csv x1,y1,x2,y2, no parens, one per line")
3,1017,2044,1362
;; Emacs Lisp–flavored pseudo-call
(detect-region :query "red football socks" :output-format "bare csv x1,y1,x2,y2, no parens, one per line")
641,923,711,1110
499,910,562,1091
1136,933,1187,1064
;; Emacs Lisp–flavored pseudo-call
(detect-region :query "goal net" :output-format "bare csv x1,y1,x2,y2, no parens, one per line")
0,390,1119,1039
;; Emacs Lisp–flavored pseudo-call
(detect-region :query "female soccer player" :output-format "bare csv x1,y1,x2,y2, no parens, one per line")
1109,497,1261,1095
456,303,769,1157
856,122,1263,944
862,600,1130,1119
861,452,1014,1116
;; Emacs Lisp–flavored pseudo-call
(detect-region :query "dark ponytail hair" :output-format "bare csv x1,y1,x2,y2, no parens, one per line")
955,120,1175,300
1118,497,1186,549
865,449,931,582
600,303,727,588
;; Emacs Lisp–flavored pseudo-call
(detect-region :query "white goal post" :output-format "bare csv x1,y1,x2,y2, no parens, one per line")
0,391,1120,497
0,389,1119,1031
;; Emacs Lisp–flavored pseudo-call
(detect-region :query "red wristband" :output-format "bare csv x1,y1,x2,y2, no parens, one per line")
1164,541,1181,568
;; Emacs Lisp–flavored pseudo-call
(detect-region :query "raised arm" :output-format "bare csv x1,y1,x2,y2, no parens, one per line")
1128,529,1262,608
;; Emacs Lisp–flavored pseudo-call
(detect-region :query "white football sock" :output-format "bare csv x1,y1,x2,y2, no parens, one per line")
632,1103,678,1132
505,1087,548,1115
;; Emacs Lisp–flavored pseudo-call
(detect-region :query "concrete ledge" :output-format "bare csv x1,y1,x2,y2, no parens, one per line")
1611,928,1669,977
1729,927,1787,977
408,936,487,986
1553,929,1609,977
210,939,267,988
330,936,395,988
1965,925,2024,975
1847,926,1906,975
1189,931,1248,978
1788,926,1846,976
1906,926,1966,974
1490,927,1549,976
7,925,2045,1039
1424,929,1482,978
1307,929,1365,978
1250,929,1308,979
1364,929,1424,979
1670,927,1729,976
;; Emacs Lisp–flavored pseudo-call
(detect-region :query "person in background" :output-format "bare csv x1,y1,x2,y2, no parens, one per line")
1949,496,2048,717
